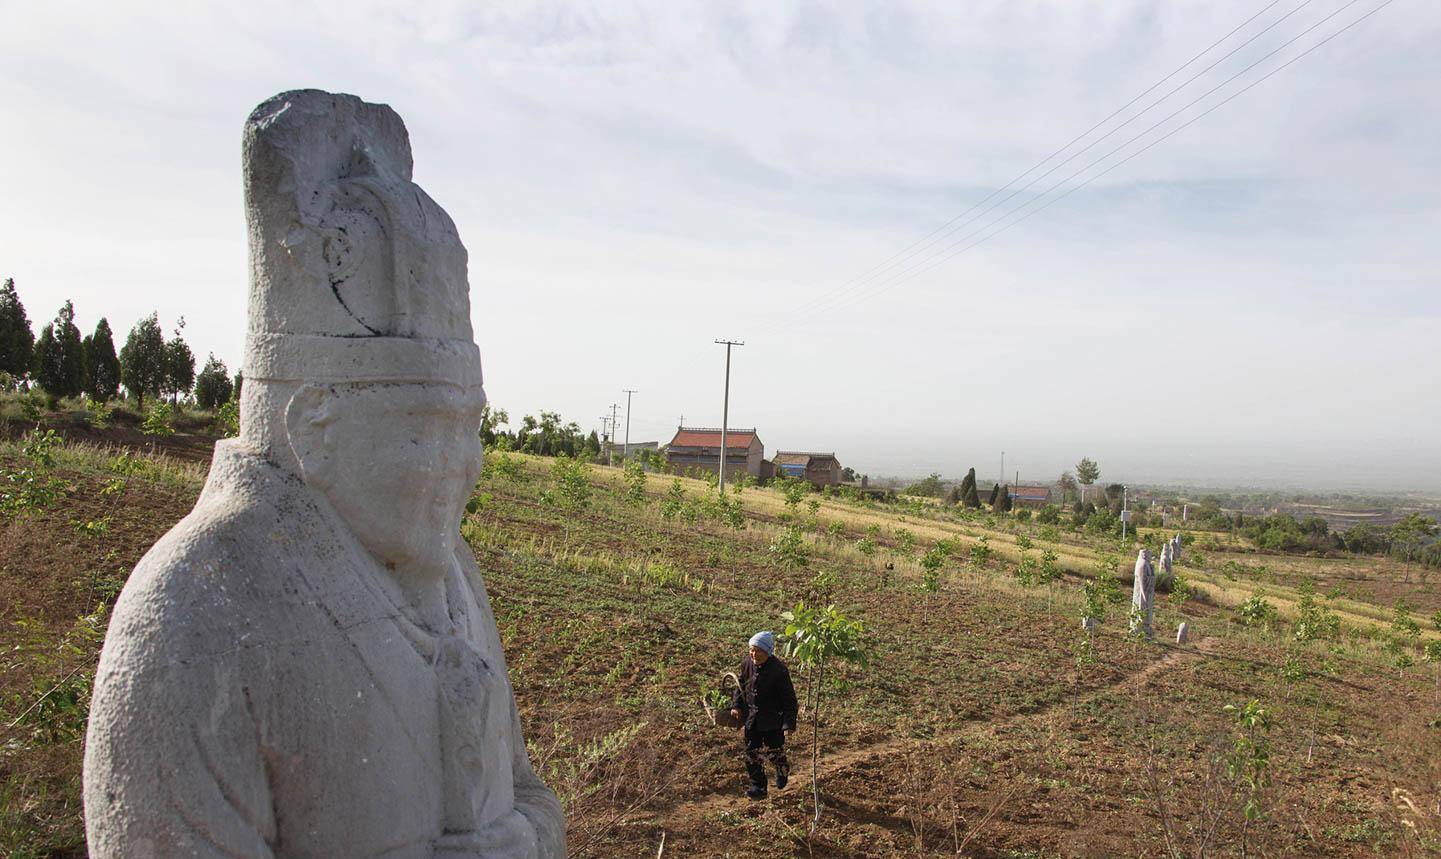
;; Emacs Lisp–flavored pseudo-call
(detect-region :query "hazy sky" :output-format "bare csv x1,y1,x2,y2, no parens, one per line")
3,1,1438,490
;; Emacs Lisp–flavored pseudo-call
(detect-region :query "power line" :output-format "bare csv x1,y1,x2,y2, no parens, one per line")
808,0,1390,324
765,0,1305,330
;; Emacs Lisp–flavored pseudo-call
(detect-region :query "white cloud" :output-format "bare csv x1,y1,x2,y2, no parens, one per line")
2,0,1437,488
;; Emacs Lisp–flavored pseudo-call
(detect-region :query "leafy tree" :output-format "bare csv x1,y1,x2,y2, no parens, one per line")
193,353,233,409
903,472,943,497
780,601,867,830
1075,457,1100,503
584,430,601,460
84,318,121,401
164,319,195,403
1390,514,1439,581
479,404,510,447
1058,470,1078,503
120,312,168,410
0,278,36,382
516,411,586,457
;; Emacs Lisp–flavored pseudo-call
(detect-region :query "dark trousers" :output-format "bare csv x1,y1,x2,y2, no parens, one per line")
744,728,788,790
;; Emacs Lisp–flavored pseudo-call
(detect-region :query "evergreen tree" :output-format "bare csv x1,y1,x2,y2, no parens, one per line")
194,353,234,409
959,467,981,508
232,371,243,402
33,300,84,398
585,429,601,459
120,312,168,409
0,278,35,382
987,483,1000,507
54,300,85,398
1075,457,1101,503
995,484,1013,513
32,322,60,395
85,318,121,401
164,319,196,403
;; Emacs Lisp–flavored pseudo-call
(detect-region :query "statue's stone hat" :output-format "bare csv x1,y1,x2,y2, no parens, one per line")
240,89,481,387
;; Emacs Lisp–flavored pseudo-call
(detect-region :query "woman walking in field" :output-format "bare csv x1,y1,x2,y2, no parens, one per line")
728,631,799,799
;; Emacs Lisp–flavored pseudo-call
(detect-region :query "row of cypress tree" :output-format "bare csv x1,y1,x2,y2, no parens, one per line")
0,277,236,410
943,467,1013,512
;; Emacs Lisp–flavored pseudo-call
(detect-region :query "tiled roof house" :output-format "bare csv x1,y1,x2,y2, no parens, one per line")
664,427,765,480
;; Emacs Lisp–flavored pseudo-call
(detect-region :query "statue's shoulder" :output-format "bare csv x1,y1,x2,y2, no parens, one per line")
110,454,322,648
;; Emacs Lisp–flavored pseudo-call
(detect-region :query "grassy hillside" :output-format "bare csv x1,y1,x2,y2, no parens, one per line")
3,435,1439,856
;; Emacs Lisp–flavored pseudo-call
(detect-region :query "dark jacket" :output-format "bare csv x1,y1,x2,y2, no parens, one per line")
730,654,798,733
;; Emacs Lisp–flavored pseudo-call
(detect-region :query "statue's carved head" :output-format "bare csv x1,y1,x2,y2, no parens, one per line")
238,90,484,578
285,382,483,578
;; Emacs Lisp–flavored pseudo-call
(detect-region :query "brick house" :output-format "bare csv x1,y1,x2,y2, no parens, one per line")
1009,485,1053,508
664,427,765,481
772,451,843,488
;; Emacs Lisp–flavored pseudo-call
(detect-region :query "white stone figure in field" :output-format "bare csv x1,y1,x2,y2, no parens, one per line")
1130,548,1155,637
83,90,564,858
1172,533,1182,562
1157,542,1174,590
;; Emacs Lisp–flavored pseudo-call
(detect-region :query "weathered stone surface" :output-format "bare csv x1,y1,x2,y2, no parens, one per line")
83,90,563,858
1130,548,1155,637
1177,621,1190,644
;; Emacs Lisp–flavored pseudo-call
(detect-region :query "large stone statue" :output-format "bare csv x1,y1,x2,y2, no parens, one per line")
1130,548,1155,637
83,90,564,858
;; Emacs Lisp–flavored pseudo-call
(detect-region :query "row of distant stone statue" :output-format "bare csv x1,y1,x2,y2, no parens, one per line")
1130,534,1185,641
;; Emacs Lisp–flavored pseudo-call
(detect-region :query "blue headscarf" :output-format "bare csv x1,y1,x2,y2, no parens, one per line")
748,630,776,656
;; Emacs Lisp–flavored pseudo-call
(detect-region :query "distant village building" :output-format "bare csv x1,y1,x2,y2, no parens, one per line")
664,427,765,481
773,451,843,488
608,440,659,459
1009,485,1053,508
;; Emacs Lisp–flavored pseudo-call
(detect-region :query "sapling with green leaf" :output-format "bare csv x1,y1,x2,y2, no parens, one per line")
1224,699,1274,859
623,458,647,505
770,526,810,571
780,601,867,831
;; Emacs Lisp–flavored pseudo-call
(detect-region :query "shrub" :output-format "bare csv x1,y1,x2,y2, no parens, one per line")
969,535,992,566
659,479,685,520
770,526,810,570
543,454,592,513
624,458,647,505
1237,593,1277,631
141,401,175,438
215,400,239,438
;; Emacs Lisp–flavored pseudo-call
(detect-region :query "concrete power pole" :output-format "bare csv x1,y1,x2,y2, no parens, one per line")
607,403,620,466
622,389,637,461
714,339,744,493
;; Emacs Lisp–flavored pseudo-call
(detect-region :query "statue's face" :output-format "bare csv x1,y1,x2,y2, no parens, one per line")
288,382,484,579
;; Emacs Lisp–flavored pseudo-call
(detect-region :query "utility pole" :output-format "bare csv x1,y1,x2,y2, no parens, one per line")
622,389,637,461
714,339,744,493
1000,451,1004,488
608,403,620,467
598,415,612,455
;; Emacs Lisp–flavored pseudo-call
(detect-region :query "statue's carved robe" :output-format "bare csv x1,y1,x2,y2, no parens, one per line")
1130,551,1155,637
84,442,563,858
